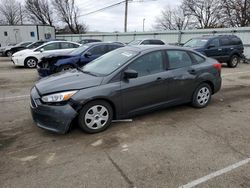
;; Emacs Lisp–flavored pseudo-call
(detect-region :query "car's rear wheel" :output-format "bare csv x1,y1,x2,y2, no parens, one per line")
192,83,212,108
228,55,239,68
57,64,74,72
25,57,38,68
78,100,113,133
6,51,12,57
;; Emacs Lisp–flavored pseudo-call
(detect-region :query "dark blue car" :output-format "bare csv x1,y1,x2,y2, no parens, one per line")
183,35,244,67
37,42,124,77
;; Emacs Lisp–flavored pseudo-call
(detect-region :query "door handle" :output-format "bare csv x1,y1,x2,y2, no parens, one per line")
188,69,196,75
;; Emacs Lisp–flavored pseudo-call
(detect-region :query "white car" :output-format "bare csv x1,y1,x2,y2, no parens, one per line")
128,39,165,45
11,41,81,68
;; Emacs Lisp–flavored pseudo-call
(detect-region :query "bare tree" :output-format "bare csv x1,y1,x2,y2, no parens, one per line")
155,5,191,30
182,0,223,28
25,0,54,26
0,0,22,25
52,0,87,34
222,0,250,27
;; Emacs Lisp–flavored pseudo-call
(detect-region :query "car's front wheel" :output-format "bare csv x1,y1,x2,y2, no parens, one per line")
78,100,113,133
192,83,212,108
228,55,239,68
25,57,38,68
57,64,74,72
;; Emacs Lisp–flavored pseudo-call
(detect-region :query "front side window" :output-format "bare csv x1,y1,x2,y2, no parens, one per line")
150,40,165,45
128,51,164,77
43,43,60,51
184,38,208,48
220,37,230,46
88,45,108,55
166,50,192,69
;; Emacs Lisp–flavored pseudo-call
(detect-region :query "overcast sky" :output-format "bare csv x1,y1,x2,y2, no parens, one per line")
75,0,181,32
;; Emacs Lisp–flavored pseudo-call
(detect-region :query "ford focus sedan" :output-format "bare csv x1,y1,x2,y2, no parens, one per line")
30,46,221,134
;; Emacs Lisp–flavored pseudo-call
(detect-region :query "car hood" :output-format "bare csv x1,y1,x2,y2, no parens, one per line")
40,54,79,65
13,49,33,56
35,69,104,95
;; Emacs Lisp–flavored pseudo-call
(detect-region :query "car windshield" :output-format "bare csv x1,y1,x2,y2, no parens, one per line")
184,38,208,48
128,40,142,45
82,48,139,76
70,45,90,55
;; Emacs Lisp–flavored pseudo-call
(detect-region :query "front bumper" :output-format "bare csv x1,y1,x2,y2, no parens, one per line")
11,56,25,66
30,87,78,134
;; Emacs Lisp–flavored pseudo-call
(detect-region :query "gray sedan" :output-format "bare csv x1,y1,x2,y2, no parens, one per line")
30,45,222,134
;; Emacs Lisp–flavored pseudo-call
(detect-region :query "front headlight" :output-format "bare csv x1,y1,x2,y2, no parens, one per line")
41,90,78,103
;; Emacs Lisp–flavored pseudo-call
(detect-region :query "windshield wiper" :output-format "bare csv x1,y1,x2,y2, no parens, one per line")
76,67,97,76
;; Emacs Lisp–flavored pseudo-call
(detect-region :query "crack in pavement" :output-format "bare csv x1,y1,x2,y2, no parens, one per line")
106,152,135,188
194,123,248,158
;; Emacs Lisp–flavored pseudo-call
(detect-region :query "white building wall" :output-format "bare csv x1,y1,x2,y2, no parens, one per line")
56,27,250,58
0,25,55,47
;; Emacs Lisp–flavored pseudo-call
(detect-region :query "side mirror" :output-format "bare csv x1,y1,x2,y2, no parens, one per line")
124,69,138,79
207,44,215,49
40,48,44,52
84,52,92,58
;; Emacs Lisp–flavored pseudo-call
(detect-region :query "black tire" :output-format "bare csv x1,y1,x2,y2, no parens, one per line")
228,55,239,68
57,64,74,72
24,57,38,68
6,51,12,57
78,100,113,134
192,83,212,108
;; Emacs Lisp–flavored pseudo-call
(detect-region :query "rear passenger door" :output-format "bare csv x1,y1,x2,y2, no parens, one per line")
219,36,231,62
165,50,198,102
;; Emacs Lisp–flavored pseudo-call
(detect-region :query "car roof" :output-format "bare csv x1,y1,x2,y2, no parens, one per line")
122,45,191,52
83,42,124,46
192,34,239,40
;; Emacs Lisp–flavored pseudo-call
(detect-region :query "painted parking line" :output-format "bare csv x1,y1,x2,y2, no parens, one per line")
179,158,250,188
0,95,29,101
0,71,35,75
222,70,250,77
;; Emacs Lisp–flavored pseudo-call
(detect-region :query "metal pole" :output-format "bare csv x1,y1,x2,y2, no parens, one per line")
124,0,128,32
143,18,145,32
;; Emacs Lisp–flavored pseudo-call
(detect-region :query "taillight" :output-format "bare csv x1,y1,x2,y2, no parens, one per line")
213,63,221,71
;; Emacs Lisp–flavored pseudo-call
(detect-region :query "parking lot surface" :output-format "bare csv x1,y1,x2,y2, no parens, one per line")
0,57,249,188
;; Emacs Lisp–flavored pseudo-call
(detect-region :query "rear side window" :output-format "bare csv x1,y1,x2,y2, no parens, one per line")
128,51,164,77
166,50,192,69
190,52,205,64
208,39,219,47
220,37,230,46
61,42,78,49
43,43,60,51
231,37,242,45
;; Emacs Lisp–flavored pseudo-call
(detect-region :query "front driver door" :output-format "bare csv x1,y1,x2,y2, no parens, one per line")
79,45,108,66
120,50,169,115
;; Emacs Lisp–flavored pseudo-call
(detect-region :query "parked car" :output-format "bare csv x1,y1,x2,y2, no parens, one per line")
37,42,124,77
78,39,102,44
30,45,222,134
0,43,16,56
11,41,81,68
2,41,33,57
128,39,165,45
183,35,244,68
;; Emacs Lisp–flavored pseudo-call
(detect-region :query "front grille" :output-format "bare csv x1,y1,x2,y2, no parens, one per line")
30,97,37,108
39,61,49,68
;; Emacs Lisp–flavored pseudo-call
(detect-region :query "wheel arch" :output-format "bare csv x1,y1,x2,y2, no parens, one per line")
79,98,117,120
